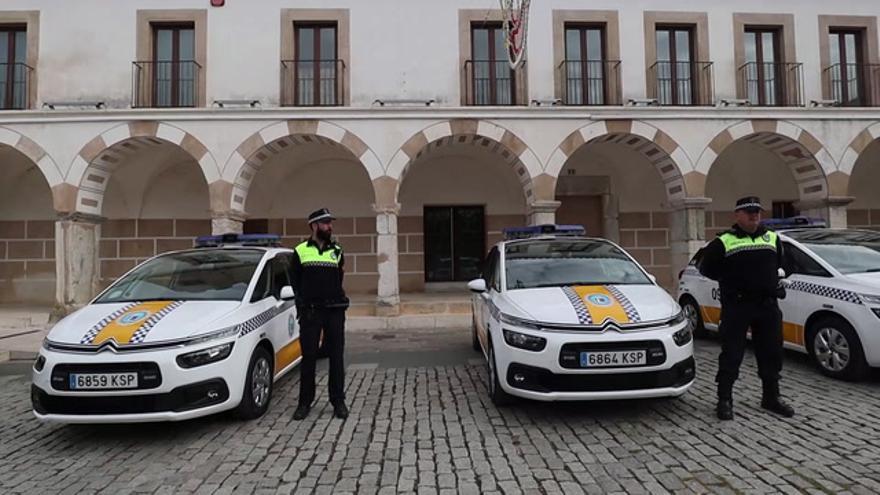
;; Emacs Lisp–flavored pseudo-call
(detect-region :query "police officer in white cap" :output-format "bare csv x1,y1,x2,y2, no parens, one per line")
699,196,794,421
291,208,349,420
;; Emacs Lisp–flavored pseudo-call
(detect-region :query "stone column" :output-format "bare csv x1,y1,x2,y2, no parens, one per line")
55,213,102,316
796,196,854,229
374,204,401,316
528,199,562,226
669,197,712,286
211,211,246,235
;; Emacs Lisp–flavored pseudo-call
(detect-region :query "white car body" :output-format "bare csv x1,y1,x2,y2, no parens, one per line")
678,228,880,378
471,235,695,402
32,245,302,423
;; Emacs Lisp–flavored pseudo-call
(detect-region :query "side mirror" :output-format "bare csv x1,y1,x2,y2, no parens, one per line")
280,285,295,301
467,279,488,293
647,273,657,284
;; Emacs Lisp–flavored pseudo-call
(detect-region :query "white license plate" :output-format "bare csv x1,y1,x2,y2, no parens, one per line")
69,372,139,390
580,350,647,368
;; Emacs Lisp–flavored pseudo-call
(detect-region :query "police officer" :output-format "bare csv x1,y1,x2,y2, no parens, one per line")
699,196,795,421
291,208,349,420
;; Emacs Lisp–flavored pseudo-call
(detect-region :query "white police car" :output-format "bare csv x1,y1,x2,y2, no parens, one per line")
678,217,880,380
32,234,303,423
468,225,695,405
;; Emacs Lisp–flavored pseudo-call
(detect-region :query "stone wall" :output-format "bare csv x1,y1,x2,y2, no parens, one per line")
0,220,56,304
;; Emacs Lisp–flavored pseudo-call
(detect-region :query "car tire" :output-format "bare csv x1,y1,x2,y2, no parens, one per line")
472,316,481,352
487,339,514,407
807,316,869,381
234,345,274,420
680,296,707,339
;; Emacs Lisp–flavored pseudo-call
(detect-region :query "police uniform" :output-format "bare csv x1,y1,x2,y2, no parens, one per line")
698,196,794,420
291,208,349,420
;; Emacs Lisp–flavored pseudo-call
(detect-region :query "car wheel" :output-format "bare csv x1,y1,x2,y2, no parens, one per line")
487,340,513,406
680,296,707,339
808,316,869,381
234,345,274,419
472,316,481,352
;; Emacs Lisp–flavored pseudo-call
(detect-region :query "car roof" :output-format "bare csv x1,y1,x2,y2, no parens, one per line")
501,235,614,247
781,228,880,243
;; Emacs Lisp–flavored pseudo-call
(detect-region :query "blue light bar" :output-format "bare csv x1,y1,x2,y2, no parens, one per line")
761,216,826,229
503,224,586,240
195,233,282,248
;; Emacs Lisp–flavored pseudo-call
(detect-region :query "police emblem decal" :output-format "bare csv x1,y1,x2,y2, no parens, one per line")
762,233,771,242
119,311,150,325
585,294,613,307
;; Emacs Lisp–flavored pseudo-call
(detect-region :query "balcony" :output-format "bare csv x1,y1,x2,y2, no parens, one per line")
738,62,804,107
464,60,527,106
132,60,201,108
649,61,714,106
281,59,345,107
823,63,880,107
558,60,622,106
0,62,33,110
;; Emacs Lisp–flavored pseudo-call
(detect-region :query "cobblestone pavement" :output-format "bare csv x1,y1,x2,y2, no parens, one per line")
2,335,880,494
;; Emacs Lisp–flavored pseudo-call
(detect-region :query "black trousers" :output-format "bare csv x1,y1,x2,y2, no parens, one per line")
298,307,346,407
716,296,783,399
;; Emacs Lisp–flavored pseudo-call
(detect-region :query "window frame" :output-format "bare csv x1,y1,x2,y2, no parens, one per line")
563,23,608,105
744,27,783,106
0,25,26,110
293,21,339,106
783,242,832,278
655,24,697,105
470,22,516,106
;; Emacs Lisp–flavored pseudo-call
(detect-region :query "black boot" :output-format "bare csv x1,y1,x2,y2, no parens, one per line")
716,382,734,420
716,399,734,420
293,403,311,420
332,402,349,419
761,382,795,418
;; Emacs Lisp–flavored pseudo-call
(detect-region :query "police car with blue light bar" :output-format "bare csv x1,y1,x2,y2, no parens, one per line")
678,218,880,380
469,225,695,405
32,234,303,423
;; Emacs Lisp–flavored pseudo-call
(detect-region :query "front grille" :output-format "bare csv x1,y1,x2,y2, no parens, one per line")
32,379,229,415
558,340,666,369
507,357,695,393
51,362,162,391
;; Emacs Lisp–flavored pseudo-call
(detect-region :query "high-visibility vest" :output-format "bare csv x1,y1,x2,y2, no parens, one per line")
294,241,343,267
718,230,777,257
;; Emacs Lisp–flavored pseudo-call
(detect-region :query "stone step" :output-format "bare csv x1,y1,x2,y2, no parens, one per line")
347,314,471,332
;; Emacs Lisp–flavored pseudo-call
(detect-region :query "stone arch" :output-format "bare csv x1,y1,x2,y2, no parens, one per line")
70,122,220,215
222,120,383,213
0,126,67,210
696,120,832,202
545,120,692,202
838,122,880,197
385,119,543,204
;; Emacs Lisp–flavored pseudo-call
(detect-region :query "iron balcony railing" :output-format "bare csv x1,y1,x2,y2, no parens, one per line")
739,62,804,107
823,62,880,107
558,59,622,106
649,60,714,106
0,62,33,110
464,59,526,106
132,60,201,108
281,59,345,106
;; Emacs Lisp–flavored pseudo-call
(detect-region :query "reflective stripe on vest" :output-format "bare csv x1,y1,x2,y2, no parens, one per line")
719,231,777,257
295,241,342,267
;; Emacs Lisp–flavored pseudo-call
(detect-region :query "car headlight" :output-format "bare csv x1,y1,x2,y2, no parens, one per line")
666,311,687,327
184,325,240,346
176,342,235,368
859,293,880,306
500,313,542,331
502,329,547,352
673,326,693,346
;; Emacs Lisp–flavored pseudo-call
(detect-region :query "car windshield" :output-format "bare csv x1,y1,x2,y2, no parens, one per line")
786,230,880,275
95,249,264,303
504,240,651,290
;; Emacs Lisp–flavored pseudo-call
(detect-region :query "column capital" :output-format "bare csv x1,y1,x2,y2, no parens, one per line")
210,210,248,222
56,212,105,224
795,196,855,210
669,197,712,210
372,203,401,216
527,199,562,214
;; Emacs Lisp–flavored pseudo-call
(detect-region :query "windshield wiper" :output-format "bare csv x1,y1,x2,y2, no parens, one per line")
864,268,880,273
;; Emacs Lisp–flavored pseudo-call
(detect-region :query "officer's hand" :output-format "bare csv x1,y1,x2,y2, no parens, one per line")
775,286,787,300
